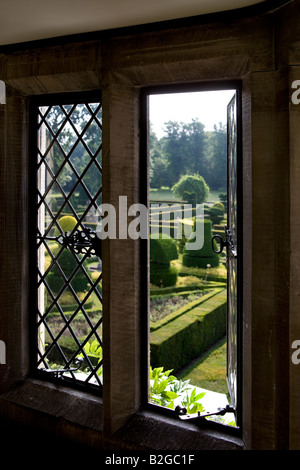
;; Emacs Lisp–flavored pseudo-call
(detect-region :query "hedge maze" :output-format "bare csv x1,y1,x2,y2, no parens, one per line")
149,195,227,377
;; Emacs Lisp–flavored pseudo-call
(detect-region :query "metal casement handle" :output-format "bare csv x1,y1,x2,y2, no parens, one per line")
37,226,102,259
211,234,227,254
175,404,235,421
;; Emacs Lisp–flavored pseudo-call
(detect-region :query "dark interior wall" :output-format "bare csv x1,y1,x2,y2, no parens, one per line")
0,0,299,450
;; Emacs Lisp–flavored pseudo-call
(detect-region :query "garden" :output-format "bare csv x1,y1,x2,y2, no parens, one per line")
39,179,234,424
145,177,236,426
37,102,235,424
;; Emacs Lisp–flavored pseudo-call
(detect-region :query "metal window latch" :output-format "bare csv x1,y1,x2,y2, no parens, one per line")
37,226,102,259
175,404,235,422
211,226,237,259
38,357,84,379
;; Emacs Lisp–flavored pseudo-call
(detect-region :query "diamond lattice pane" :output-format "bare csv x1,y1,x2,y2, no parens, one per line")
35,95,103,392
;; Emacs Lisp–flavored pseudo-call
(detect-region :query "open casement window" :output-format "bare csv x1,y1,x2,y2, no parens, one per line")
30,92,103,394
141,84,242,430
225,92,241,413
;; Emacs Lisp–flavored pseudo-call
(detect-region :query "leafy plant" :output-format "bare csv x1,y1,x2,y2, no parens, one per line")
149,366,206,413
77,339,103,375
149,367,179,408
180,387,206,414
172,174,209,205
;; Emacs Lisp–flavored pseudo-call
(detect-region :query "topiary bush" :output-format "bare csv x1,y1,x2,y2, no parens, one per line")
47,249,90,294
205,206,224,226
172,174,209,205
57,215,78,233
150,265,179,288
182,218,220,269
212,201,225,212
150,234,178,287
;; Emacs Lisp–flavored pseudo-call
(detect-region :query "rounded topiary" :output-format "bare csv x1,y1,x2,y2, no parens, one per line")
47,249,89,293
205,206,224,226
150,265,178,288
172,174,209,205
57,215,77,233
150,234,178,287
182,218,219,269
150,234,178,267
212,202,225,212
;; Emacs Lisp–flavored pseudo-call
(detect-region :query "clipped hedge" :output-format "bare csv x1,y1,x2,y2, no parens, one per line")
182,218,220,269
150,288,227,374
150,234,178,265
150,281,226,296
57,215,77,233
47,249,90,293
150,264,178,288
150,234,178,287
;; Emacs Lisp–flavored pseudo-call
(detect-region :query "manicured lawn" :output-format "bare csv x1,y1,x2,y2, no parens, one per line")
178,337,228,396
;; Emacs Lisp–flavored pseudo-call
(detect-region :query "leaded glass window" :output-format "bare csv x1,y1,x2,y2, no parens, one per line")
32,93,103,393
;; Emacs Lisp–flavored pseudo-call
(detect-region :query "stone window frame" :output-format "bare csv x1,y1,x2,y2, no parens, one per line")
0,2,291,449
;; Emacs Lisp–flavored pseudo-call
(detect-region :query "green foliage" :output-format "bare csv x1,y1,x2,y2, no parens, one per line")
150,234,178,266
206,205,224,225
218,193,227,204
182,219,220,269
47,249,90,293
149,367,179,408
149,120,226,191
46,104,102,205
150,265,178,288
77,339,102,374
172,174,209,205
57,215,77,233
150,289,227,373
149,366,206,413
180,387,205,414
212,201,225,212
150,234,178,287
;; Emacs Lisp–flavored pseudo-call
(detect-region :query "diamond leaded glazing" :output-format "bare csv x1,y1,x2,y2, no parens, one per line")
227,93,238,410
35,96,103,391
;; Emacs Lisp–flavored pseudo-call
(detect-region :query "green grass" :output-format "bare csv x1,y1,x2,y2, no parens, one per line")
178,337,228,396
172,256,227,281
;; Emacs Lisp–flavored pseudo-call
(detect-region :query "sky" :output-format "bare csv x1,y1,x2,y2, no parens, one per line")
149,89,235,138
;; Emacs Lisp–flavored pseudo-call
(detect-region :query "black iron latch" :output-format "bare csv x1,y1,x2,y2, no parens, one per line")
37,226,102,259
38,357,84,379
175,404,235,422
211,226,237,259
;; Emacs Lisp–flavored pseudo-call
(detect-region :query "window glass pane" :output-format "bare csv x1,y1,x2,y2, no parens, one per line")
147,89,237,426
34,97,103,392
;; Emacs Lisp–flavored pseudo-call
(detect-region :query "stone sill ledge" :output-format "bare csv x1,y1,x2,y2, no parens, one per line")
0,378,244,451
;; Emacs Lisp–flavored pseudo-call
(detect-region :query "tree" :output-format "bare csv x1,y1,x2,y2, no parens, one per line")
159,119,207,188
181,119,207,177
149,128,170,188
205,123,227,190
172,174,209,205
45,102,102,208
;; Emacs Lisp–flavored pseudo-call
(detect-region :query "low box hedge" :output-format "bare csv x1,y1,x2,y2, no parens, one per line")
150,288,227,374
150,281,226,296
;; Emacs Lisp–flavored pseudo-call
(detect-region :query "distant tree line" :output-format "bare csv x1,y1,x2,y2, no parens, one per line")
150,119,227,191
